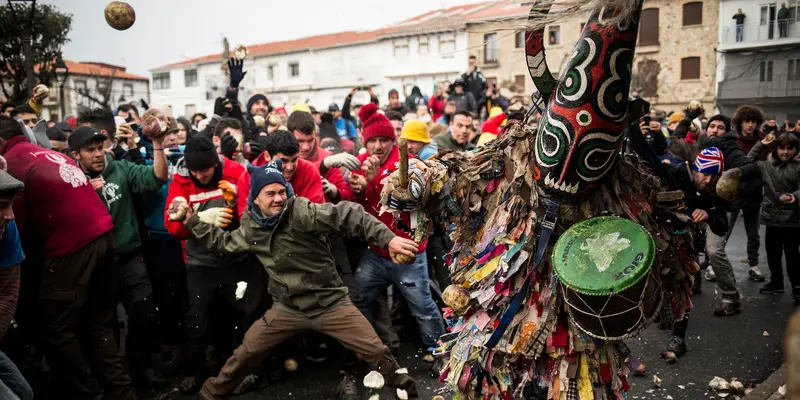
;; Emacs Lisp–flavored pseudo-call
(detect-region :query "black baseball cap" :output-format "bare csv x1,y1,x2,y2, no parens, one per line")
55,122,74,133
68,126,107,151
328,103,340,112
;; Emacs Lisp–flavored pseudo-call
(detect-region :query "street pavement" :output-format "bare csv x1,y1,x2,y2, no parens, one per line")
144,220,793,400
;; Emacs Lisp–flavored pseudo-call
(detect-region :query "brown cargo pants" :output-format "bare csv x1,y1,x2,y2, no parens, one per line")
38,232,136,400
199,299,418,399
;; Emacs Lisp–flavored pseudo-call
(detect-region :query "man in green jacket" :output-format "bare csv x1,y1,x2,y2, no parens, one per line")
433,110,476,152
69,125,170,387
170,160,420,400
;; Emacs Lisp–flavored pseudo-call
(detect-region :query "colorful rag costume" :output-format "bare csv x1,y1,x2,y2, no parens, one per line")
379,1,700,398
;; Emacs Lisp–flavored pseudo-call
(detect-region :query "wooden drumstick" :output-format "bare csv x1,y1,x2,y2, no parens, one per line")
398,138,409,189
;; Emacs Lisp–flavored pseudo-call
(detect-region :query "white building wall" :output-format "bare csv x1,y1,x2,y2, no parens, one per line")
39,76,149,122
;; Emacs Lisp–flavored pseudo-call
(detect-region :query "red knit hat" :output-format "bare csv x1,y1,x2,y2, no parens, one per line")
358,103,395,142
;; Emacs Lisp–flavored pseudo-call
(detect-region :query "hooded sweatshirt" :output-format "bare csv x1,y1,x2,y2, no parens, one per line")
405,86,427,112
1,135,112,258
353,146,427,259
89,152,165,255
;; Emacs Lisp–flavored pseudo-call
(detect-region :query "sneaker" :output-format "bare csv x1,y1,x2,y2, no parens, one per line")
661,335,687,363
749,267,766,282
714,298,741,316
179,376,203,395
704,268,717,282
336,372,358,400
760,281,785,294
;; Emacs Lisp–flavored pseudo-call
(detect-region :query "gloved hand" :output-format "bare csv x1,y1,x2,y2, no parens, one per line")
244,140,262,162
168,196,189,221
197,207,233,228
322,178,339,201
219,181,237,206
228,58,247,88
322,152,361,173
219,133,238,160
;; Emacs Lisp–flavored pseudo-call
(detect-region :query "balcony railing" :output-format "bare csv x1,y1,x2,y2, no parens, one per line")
718,73,800,100
721,19,800,47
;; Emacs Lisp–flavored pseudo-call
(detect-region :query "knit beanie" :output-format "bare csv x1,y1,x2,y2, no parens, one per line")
668,112,684,125
692,146,725,175
247,93,269,114
707,114,731,133
400,120,430,144
246,160,292,202
358,103,395,142
184,136,220,171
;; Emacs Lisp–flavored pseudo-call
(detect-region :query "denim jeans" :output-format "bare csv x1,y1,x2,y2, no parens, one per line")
0,351,33,400
706,225,740,298
736,24,744,42
355,250,445,348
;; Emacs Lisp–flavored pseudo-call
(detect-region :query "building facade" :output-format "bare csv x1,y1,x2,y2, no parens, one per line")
37,60,149,122
469,0,719,115
716,0,800,123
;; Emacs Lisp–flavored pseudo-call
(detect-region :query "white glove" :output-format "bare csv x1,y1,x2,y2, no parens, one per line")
322,178,339,199
323,152,362,171
167,197,189,221
197,207,233,227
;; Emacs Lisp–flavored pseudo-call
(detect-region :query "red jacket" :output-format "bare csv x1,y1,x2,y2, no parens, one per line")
481,112,507,135
428,96,446,123
165,156,248,266
353,146,426,259
239,152,324,214
305,146,354,202
0,135,112,258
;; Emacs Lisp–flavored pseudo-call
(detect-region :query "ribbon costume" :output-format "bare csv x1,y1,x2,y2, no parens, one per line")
379,1,700,398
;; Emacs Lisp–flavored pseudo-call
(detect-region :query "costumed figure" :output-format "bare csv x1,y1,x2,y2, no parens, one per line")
376,1,728,398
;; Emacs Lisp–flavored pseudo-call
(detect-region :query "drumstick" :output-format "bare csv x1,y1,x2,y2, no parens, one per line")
398,138,409,189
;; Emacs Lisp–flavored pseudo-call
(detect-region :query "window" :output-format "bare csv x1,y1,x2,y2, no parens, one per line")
393,39,409,57
74,79,87,94
153,72,170,90
184,69,198,87
419,36,429,54
682,2,703,26
484,33,498,63
515,75,526,90
789,59,800,80
639,8,659,46
760,60,773,82
439,32,456,54
548,26,561,45
760,5,769,25
680,57,700,80
267,64,276,80
123,83,134,96
288,62,300,78
185,104,196,117
515,31,525,48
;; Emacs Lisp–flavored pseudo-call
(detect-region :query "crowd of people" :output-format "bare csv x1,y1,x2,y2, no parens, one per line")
0,52,799,400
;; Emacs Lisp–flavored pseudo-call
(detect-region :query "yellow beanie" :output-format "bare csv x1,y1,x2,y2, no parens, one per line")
290,102,311,115
668,112,684,125
400,120,430,144
489,107,504,118
476,132,497,147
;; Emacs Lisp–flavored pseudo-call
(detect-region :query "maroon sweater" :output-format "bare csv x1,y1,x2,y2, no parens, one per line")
1,135,112,258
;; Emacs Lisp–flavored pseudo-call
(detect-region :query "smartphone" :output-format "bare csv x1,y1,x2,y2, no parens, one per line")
642,115,651,125
129,123,140,133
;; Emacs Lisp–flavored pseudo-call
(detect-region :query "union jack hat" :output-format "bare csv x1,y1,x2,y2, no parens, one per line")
692,146,725,175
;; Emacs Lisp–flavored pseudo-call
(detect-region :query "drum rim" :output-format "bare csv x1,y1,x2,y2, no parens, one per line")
560,270,665,341
552,216,656,296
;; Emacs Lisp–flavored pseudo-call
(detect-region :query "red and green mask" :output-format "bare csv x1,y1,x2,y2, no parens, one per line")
531,3,643,199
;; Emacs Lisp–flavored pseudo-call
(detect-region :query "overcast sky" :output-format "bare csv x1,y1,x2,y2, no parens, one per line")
44,0,481,76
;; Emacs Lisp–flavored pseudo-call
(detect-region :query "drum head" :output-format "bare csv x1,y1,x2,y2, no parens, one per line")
553,216,655,295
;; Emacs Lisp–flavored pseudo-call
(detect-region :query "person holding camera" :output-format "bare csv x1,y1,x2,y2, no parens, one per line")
478,83,508,120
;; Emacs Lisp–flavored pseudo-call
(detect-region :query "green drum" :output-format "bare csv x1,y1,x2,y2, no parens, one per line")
553,216,662,340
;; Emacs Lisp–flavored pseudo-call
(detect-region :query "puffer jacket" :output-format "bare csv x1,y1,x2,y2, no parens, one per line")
187,196,396,317
748,141,800,227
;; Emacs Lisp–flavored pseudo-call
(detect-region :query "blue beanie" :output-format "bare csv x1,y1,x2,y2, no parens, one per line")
247,93,269,114
246,160,293,203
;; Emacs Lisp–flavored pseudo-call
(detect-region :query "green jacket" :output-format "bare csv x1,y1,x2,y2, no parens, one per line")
187,197,396,317
94,153,164,254
433,131,476,152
